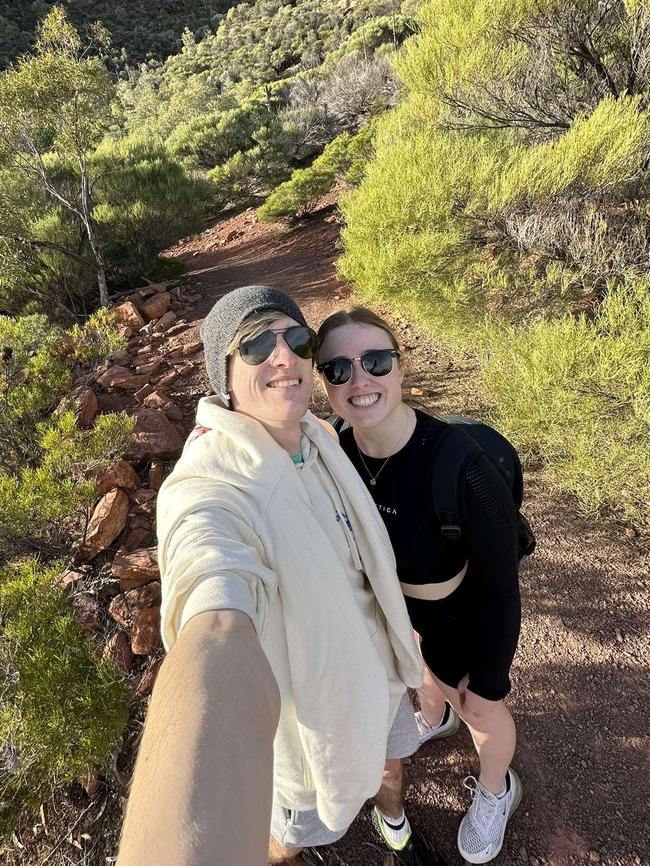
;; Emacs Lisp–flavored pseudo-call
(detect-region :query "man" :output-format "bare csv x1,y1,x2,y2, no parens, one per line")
117,286,446,866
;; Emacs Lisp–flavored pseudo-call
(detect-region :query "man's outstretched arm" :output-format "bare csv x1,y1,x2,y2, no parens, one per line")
117,609,280,866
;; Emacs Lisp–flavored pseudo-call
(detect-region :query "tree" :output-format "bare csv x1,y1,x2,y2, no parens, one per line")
0,6,114,306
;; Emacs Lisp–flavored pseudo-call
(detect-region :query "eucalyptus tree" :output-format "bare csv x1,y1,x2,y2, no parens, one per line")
0,6,114,306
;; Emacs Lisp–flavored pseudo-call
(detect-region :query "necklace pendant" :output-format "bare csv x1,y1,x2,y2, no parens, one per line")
370,478,376,486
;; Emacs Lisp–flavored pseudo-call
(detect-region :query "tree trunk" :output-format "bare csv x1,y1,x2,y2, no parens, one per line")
79,156,109,307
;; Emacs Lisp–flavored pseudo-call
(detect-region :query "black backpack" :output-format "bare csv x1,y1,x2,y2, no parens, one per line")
329,412,536,563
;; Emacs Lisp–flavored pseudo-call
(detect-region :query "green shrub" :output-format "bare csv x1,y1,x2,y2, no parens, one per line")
208,147,265,207
340,0,650,527
166,97,281,169
0,558,130,840
483,279,650,526
259,122,376,220
91,135,211,282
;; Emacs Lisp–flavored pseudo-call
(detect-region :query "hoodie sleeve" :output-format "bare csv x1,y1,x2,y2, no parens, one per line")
158,504,278,651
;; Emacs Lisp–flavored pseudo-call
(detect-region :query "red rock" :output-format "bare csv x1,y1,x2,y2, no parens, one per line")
183,340,202,356
59,569,84,590
103,631,134,674
165,322,190,337
108,594,132,629
128,581,162,609
148,459,165,490
173,360,195,376
163,342,186,360
97,366,149,392
163,402,183,422
78,489,129,561
112,547,159,591
73,388,99,428
72,594,102,632
156,369,179,388
129,513,152,529
124,526,152,550
135,359,161,377
114,302,146,330
76,767,102,797
134,382,158,404
153,311,177,333
140,292,171,322
97,365,131,389
113,374,149,391
410,387,424,396
97,392,132,414
131,607,161,655
143,389,170,409
130,488,157,516
129,408,184,461
130,488,157,505
135,656,164,698
92,460,140,497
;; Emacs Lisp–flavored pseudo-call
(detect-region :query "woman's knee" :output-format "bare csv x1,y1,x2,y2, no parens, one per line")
461,695,507,729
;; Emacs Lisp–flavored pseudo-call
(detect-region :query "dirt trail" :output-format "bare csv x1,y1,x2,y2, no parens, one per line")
164,207,649,866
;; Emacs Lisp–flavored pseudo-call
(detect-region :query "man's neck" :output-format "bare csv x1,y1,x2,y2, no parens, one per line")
353,403,416,458
260,420,302,456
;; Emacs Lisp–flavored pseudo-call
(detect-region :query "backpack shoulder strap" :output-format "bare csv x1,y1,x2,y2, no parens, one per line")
326,414,350,434
429,423,483,540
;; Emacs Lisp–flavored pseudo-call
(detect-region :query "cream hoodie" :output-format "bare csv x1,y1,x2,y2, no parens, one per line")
157,397,423,832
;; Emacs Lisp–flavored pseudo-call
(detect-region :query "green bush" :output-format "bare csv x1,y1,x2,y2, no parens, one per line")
483,279,650,526
258,122,376,220
340,0,650,527
166,96,281,169
0,305,133,840
91,135,211,281
0,558,130,840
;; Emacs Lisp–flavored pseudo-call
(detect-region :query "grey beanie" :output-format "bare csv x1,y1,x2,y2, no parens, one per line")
200,285,309,406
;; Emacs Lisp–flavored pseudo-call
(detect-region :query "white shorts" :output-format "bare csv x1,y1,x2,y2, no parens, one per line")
270,692,418,848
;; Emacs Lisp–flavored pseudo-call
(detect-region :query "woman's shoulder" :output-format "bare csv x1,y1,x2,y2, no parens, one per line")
412,407,448,444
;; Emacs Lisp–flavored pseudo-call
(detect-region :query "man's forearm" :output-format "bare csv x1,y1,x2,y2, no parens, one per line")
117,610,280,866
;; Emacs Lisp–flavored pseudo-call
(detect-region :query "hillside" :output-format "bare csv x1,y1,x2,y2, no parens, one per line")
0,1,234,71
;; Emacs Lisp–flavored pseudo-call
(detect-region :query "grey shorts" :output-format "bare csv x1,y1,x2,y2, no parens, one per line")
270,692,418,849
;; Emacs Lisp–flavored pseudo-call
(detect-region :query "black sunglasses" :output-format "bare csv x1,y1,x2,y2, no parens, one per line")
317,349,400,385
238,325,317,366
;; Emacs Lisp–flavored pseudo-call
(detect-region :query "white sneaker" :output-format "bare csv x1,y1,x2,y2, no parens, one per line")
457,767,522,864
415,703,460,744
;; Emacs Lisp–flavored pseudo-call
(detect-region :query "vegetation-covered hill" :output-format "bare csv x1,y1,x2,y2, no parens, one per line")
0,0,234,71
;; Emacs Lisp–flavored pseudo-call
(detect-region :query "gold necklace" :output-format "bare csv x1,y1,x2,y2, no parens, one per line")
356,443,391,486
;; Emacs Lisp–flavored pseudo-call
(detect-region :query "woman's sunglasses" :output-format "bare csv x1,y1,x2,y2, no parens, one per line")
238,325,317,366
317,349,400,385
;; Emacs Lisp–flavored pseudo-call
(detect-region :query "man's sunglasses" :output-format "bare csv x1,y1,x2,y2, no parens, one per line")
238,325,317,366
317,349,400,385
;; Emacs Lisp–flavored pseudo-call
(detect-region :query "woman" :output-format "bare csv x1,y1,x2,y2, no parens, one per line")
316,307,523,866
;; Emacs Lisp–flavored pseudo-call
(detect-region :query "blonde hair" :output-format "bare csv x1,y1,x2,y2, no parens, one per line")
227,309,287,355
316,306,400,362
